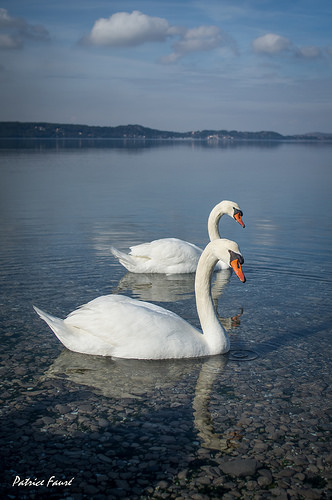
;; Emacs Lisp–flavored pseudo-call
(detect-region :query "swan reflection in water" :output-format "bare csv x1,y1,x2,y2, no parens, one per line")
113,268,243,331
44,351,203,399
44,352,241,452
113,271,196,302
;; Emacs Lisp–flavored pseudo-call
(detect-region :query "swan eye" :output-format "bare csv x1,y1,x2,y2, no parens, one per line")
233,208,243,217
229,250,244,265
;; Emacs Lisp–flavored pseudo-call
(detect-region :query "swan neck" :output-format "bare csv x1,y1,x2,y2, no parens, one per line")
207,204,225,241
195,246,229,354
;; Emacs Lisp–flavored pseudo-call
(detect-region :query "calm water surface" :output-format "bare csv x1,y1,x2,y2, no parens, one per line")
0,139,331,495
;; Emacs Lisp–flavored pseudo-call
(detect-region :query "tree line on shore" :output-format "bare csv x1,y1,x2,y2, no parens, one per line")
0,121,330,142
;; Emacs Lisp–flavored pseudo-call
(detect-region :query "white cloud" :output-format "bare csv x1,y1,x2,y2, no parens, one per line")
252,33,292,54
81,10,231,64
0,8,50,49
82,10,176,47
173,26,222,53
296,46,322,59
161,25,227,63
252,32,326,61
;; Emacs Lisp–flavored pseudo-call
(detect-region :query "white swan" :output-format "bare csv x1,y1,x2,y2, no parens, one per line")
33,238,245,360
110,200,245,274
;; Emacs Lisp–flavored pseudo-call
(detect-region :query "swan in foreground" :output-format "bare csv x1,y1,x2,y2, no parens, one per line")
34,238,245,359
110,200,245,274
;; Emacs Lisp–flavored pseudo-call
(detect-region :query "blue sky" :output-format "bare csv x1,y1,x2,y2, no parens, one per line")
0,0,331,134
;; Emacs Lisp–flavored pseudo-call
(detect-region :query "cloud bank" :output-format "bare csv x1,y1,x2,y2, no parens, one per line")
2,6,329,67
0,8,50,49
82,11,330,64
81,10,234,63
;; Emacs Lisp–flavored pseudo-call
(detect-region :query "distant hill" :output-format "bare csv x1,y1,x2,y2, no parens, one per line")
0,122,331,142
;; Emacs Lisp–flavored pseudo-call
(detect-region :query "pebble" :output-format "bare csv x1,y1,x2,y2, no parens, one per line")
257,468,273,486
219,458,259,477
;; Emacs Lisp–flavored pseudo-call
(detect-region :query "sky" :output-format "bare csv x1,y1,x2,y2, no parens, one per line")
0,0,331,134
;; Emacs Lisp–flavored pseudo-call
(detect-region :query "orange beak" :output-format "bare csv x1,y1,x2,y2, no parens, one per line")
230,259,246,283
234,212,245,228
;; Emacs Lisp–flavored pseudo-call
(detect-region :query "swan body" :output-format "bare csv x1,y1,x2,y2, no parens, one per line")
34,238,246,360
110,200,244,274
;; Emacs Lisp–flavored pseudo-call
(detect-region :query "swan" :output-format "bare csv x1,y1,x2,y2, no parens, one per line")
33,238,245,360
110,200,245,274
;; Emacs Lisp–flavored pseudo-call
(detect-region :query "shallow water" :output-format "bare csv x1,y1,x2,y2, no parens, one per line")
0,139,331,498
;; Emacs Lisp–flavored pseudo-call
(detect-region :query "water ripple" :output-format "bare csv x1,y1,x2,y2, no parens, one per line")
228,349,259,362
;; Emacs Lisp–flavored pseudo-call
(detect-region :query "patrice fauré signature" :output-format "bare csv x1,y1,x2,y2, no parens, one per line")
12,476,74,487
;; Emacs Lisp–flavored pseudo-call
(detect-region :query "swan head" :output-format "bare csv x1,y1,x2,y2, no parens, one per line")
233,207,245,228
227,201,245,228
214,200,245,228
210,238,246,283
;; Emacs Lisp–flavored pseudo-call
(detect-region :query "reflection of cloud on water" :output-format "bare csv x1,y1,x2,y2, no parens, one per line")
254,219,279,247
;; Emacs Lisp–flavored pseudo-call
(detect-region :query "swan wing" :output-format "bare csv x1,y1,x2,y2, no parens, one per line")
127,238,202,273
62,295,205,359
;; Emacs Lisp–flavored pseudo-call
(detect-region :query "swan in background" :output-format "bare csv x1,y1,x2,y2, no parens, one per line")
33,238,245,359
110,200,245,274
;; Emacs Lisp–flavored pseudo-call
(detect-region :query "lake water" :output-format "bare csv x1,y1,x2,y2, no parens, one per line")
1,139,331,498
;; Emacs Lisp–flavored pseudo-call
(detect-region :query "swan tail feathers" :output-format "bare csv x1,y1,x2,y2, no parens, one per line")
33,305,69,343
110,246,138,272
33,305,62,328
